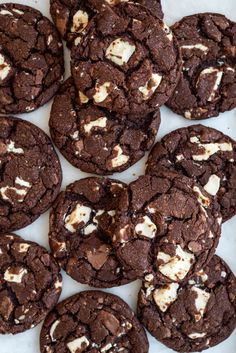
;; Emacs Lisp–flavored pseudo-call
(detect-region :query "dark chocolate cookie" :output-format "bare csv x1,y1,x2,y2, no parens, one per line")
71,2,181,116
49,78,161,175
0,234,62,334
40,290,148,353
146,125,236,222
0,3,64,114
0,116,62,233
50,0,163,48
167,13,236,120
138,255,236,352
49,177,136,288
112,171,222,281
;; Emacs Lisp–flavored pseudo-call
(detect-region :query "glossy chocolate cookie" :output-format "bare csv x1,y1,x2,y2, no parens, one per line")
49,177,136,288
49,78,161,175
40,291,148,353
0,234,62,334
50,0,163,48
113,171,222,281
71,2,181,116
0,116,62,233
138,255,236,352
146,125,236,221
167,13,236,120
0,3,64,114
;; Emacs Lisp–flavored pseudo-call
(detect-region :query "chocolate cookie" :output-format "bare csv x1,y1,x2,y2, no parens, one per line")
49,78,161,175
167,13,236,120
49,177,136,288
0,3,64,114
112,171,222,281
40,290,148,353
138,255,236,352
0,116,62,233
71,2,181,116
0,234,62,334
146,125,236,222
50,0,163,48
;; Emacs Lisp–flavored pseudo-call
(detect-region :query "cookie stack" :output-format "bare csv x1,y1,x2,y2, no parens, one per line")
1,1,236,353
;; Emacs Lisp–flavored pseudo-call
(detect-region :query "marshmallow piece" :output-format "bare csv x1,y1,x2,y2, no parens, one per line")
50,320,60,341
101,343,113,352
18,243,31,253
4,267,28,283
0,9,13,15
71,10,88,33
67,336,90,353
204,174,221,196
193,186,210,208
79,91,89,104
0,186,28,203
198,67,223,102
12,8,24,15
93,82,111,103
157,245,195,281
192,141,233,161
106,38,136,66
0,54,11,81
135,216,157,239
139,73,162,100
6,141,24,154
162,23,173,41
84,117,107,134
111,145,129,168
65,204,92,233
188,332,207,339
191,286,210,321
15,177,31,188
153,283,179,312
181,44,209,52
83,223,97,235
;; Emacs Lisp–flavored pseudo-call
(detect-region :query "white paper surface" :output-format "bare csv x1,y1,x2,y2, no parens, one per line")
1,0,236,352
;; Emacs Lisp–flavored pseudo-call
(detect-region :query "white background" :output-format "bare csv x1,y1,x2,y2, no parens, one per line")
1,0,236,352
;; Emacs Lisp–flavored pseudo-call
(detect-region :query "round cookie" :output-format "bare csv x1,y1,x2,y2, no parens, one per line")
0,116,62,233
138,255,236,352
146,125,236,222
49,78,161,175
71,2,182,116
112,171,222,281
0,234,62,335
0,3,64,114
40,291,148,353
49,177,136,288
166,13,236,120
50,0,163,48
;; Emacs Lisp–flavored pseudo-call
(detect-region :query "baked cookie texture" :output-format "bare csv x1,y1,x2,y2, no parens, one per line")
138,255,236,352
0,3,64,114
0,234,62,335
50,78,161,175
0,116,62,233
146,125,236,221
40,290,149,353
71,2,182,116
167,13,236,120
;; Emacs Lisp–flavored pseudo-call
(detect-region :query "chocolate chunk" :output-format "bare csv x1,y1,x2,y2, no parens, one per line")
167,13,236,120
146,124,236,221
138,255,236,352
49,177,135,288
0,234,62,334
71,2,181,116
49,77,161,175
40,291,148,353
113,171,222,281
0,3,64,114
0,116,62,233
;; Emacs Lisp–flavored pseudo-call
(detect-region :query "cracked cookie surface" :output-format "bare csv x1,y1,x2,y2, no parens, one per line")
49,78,161,175
113,171,222,281
71,2,181,116
49,177,135,288
40,290,148,353
0,116,62,233
0,3,64,114
167,13,236,120
146,125,236,221
0,234,62,334
50,0,163,48
138,255,236,352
